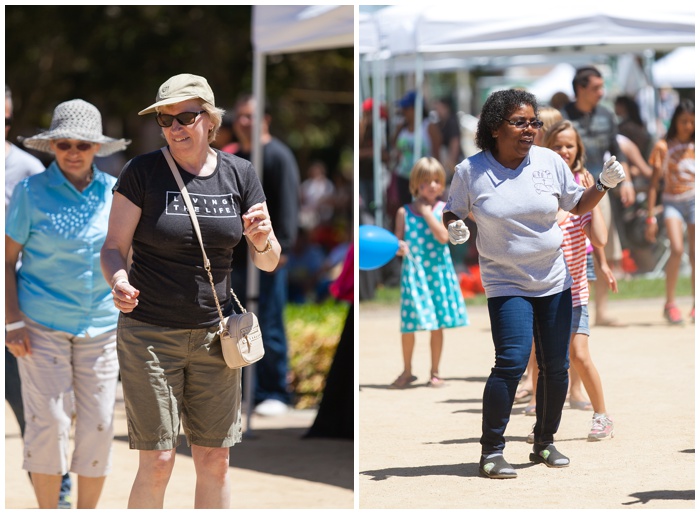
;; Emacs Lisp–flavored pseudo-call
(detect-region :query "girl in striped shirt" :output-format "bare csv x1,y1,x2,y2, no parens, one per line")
543,120,616,440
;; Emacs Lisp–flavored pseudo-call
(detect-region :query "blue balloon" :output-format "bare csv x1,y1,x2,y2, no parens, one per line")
359,224,399,270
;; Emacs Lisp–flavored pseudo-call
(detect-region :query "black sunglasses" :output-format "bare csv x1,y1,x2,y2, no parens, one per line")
55,141,94,152
156,110,206,128
502,118,544,129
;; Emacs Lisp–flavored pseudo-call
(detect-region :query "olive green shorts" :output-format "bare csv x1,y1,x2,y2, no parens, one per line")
116,315,242,450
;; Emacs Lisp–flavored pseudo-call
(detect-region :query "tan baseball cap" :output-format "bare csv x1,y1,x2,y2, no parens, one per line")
138,73,215,115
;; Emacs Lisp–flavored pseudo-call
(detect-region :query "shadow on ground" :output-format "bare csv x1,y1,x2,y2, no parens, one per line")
622,490,695,505
115,427,353,491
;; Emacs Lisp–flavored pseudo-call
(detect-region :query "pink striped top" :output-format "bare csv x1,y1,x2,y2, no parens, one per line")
559,211,592,307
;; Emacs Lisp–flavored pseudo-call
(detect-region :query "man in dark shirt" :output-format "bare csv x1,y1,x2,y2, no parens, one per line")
561,66,633,327
227,94,300,416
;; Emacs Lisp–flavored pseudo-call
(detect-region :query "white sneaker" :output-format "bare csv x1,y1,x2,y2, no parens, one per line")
254,399,289,416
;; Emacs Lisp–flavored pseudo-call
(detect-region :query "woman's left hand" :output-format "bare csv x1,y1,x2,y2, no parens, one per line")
242,203,273,251
5,326,31,358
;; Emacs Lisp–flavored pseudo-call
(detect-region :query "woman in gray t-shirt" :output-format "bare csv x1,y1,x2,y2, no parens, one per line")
443,89,625,479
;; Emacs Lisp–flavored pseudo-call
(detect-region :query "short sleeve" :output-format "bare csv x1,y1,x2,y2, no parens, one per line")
113,158,145,208
557,160,585,212
240,160,266,213
444,164,470,219
5,180,33,245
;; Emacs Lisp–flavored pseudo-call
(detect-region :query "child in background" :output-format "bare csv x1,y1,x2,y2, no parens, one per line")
531,120,616,440
390,157,469,389
645,99,695,324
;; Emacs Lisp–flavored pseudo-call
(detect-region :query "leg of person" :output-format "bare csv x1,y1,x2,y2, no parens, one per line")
663,209,686,324
595,194,623,327
529,290,571,468
390,332,416,388
516,343,535,406
71,328,119,508
128,450,177,508
192,446,231,508
17,318,75,509
184,325,241,508
115,316,189,508
567,306,592,410
5,347,26,435
254,266,291,415
479,296,534,478
688,218,695,322
428,329,444,386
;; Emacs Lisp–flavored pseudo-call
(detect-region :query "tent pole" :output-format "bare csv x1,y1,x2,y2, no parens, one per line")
413,53,424,168
244,49,266,438
372,57,384,228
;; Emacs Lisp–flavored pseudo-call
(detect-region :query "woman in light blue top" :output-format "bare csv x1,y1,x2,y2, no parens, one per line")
5,99,129,509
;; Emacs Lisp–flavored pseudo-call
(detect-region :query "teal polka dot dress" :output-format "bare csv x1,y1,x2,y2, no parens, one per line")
400,201,469,333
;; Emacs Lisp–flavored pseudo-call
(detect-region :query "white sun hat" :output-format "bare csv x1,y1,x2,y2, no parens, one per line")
20,99,130,157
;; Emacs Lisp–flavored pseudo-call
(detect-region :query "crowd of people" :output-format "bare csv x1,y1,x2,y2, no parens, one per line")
365,66,692,479
5,74,352,508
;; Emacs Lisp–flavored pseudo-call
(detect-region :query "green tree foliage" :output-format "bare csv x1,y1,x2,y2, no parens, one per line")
6,5,353,176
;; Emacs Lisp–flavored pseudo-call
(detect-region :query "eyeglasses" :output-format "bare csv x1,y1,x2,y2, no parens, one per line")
156,110,206,128
501,118,544,129
55,141,94,152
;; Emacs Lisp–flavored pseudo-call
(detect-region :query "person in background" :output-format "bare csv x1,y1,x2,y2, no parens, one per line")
514,104,564,409
299,159,335,231
533,119,616,440
444,89,625,478
561,66,633,327
391,157,468,389
5,84,74,509
6,99,128,508
391,90,442,208
434,96,465,183
228,93,300,417
645,99,695,324
101,74,280,508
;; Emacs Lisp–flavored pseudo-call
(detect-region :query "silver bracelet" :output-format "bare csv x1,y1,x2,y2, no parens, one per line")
6,320,26,332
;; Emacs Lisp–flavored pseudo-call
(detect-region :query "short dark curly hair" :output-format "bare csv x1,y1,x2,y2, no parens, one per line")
475,89,539,152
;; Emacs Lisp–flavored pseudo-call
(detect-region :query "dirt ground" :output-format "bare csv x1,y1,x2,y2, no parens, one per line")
359,296,695,509
4,380,354,509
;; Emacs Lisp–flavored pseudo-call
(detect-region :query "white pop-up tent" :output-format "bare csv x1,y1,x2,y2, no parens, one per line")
243,5,353,433
653,46,696,88
361,2,695,223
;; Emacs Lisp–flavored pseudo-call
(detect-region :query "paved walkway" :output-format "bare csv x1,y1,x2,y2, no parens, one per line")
359,296,695,509
5,380,353,509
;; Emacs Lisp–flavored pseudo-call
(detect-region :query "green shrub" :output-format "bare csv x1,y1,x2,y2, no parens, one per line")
286,300,349,409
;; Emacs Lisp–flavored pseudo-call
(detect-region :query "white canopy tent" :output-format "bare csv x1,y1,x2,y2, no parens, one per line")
360,2,695,223
653,45,696,88
244,5,353,433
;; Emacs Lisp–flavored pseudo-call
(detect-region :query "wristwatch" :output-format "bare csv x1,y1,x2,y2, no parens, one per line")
595,178,610,192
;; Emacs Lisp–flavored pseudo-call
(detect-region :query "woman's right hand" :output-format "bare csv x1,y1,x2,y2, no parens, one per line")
112,280,140,313
5,326,31,358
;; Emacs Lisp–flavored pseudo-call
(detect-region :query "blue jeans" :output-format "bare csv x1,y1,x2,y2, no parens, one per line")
231,265,291,405
482,290,572,454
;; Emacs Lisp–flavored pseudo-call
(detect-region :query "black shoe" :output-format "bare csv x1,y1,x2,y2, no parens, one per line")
529,444,570,468
479,454,517,479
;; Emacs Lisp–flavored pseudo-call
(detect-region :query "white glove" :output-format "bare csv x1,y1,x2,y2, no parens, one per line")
448,220,470,245
599,156,626,189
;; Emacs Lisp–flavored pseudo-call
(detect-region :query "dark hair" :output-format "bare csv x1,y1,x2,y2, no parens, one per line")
572,66,602,97
666,98,695,142
615,95,644,126
475,89,538,152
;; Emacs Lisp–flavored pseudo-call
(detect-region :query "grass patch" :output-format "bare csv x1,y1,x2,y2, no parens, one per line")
286,300,350,409
362,276,692,308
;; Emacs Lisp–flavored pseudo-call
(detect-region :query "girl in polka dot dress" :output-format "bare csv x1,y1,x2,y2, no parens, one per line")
390,157,469,389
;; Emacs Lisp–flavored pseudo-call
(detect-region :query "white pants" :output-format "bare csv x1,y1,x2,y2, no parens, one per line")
17,316,119,477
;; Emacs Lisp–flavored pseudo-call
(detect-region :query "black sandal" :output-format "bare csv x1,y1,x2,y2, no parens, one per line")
479,454,517,479
529,444,570,468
